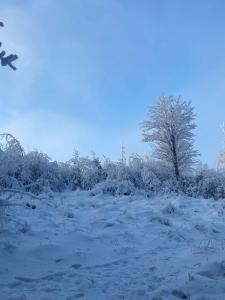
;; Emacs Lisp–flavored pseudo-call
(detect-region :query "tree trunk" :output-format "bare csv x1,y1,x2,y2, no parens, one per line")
171,133,180,180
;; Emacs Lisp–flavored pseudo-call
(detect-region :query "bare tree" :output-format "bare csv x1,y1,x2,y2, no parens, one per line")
140,95,199,180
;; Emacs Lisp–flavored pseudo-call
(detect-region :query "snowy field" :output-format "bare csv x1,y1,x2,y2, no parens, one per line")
1,191,225,300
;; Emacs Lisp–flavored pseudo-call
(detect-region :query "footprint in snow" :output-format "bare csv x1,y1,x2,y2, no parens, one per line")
150,216,172,227
172,289,190,299
55,258,63,263
71,263,82,269
197,261,225,280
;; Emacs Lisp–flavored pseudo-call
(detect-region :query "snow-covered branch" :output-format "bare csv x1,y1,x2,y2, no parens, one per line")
0,189,41,200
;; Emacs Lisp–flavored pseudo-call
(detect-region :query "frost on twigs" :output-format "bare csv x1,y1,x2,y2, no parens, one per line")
0,133,24,156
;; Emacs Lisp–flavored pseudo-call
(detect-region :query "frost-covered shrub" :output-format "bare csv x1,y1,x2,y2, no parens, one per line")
115,162,131,181
70,152,106,190
141,166,160,191
19,151,50,188
102,158,117,180
90,180,136,196
179,176,198,197
102,157,131,182
0,134,24,189
174,166,225,200
81,157,106,189
127,154,161,192
101,154,167,194
159,178,180,195
19,151,65,194
194,168,225,200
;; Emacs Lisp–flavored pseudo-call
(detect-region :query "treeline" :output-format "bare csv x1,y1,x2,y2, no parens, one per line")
1,95,225,199
0,138,224,200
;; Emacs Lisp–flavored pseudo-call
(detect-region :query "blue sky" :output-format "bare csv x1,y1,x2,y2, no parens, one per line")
0,0,225,166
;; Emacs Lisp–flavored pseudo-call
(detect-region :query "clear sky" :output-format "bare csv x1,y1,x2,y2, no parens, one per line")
0,0,225,166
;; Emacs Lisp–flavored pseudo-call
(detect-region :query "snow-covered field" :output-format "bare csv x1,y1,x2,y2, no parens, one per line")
1,191,225,300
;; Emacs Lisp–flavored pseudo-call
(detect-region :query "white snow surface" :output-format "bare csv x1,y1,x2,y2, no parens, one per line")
1,191,225,299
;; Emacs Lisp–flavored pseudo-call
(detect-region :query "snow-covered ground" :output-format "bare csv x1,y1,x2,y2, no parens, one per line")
1,191,225,299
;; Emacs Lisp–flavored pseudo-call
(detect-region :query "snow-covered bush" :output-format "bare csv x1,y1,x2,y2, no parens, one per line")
90,180,136,196
102,157,131,182
102,157,117,180
0,134,24,189
141,167,161,191
127,154,161,193
19,151,66,193
17,151,70,193
194,168,225,200
102,154,161,194
69,152,106,190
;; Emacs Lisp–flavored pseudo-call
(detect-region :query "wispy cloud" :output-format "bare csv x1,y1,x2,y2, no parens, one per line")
0,109,89,161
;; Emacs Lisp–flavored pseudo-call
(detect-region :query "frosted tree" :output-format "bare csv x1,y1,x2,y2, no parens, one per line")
218,123,225,169
141,95,199,180
120,143,126,165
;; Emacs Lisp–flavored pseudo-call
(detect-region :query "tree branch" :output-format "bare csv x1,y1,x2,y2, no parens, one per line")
0,22,18,70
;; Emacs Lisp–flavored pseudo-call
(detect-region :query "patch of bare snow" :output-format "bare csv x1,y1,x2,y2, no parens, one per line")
1,192,225,299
